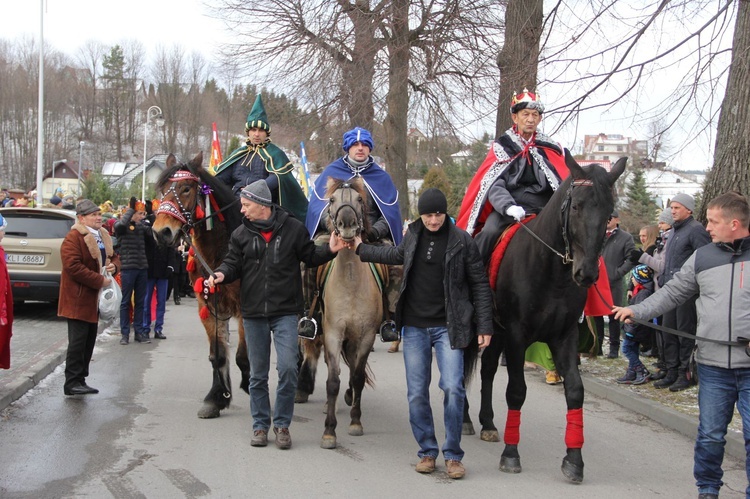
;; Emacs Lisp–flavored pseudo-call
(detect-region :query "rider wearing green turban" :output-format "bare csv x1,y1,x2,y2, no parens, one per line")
214,95,308,221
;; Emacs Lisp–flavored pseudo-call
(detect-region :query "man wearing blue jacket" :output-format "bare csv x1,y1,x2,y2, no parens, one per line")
615,191,750,499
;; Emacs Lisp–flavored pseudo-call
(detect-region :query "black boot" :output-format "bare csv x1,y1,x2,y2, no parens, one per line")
174,296,181,305
669,370,693,392
607,343,620,359
379,320,400,342
653,370,678,389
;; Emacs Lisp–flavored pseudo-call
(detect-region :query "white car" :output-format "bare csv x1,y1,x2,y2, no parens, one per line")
1,207,76,304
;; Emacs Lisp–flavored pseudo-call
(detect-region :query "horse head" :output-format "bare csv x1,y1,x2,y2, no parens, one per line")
325,177,370,243
563,151,627,287
151,152,205,246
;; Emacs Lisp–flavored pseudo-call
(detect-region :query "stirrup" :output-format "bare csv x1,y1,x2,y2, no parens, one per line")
379,320,400,342
298,316,318,340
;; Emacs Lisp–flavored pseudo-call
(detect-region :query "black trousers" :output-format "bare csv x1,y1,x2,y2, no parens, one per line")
661,295,698,373
65,318,98,390
475,211,513,266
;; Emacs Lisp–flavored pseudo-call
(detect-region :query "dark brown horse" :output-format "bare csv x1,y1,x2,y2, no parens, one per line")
464,152,626,482
298,177,384,449
152,152,249,419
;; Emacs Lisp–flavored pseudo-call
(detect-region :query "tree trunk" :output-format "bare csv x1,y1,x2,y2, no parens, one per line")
384,0,410,219
342,1,379,128
699,0,750,222
494,0,543,137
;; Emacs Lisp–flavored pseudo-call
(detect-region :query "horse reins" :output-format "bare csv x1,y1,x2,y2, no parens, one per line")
514,178,593,265
590,280,750,356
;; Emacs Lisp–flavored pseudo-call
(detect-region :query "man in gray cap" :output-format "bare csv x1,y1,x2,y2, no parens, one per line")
653,193,711,391
207,180,346,450
594,209,636,358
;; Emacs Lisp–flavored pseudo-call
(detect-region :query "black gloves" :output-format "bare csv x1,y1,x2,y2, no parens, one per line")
645,244,657,256
366,226,381,242
628,248,644,264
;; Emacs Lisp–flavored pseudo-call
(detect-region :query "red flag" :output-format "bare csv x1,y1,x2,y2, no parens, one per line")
208,123,223,174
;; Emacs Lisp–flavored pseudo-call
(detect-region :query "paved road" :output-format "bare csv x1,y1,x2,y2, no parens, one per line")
0,299,747,498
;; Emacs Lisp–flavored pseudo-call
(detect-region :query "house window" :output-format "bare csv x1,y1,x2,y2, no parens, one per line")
597,145,604,151
617,146,623,152
603,156,609,160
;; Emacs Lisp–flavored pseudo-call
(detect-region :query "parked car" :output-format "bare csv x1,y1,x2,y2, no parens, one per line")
0,207,76,304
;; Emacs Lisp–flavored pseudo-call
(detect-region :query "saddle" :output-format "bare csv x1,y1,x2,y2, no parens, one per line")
487,215,536,289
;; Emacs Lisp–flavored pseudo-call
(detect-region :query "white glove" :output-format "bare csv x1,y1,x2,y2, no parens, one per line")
506,205,526,222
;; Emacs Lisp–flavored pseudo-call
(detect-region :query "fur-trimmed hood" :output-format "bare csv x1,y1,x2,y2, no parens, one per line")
71,223,115,270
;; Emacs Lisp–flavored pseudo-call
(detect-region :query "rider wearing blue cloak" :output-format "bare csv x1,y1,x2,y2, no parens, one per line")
300,127,402,341
214,95,308,222
305,127,402,245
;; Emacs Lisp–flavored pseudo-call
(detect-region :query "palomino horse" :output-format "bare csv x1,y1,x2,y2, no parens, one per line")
152,152,249,419
465,152,626,482
298,177,384,449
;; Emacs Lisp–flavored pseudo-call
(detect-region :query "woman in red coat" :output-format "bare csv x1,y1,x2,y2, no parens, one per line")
0,214,13,369
58,200,119,395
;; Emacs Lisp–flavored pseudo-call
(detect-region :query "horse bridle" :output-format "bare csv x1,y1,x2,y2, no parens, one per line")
515,178,594,265
327,182,365,237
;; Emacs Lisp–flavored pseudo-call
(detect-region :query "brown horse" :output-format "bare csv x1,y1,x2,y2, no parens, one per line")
298,177,384,449
152,152,249,419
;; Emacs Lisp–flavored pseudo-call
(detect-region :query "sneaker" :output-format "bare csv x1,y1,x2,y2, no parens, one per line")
616,368,636,384
154,331,167,339
120,336,129,345
415,456,436,474
653,372,678,389
274,427,292,449
669,374,693,392
445,459,465,479
632,368,650,385
650,369,667,381
251,429,268,447
134,335,151,344
545,370,563,385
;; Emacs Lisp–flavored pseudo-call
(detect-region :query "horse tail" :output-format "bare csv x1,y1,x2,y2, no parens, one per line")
339,345,376,388
463,335,480,388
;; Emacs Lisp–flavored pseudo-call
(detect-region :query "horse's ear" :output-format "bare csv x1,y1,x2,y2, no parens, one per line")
189,151,204,170
564,149,585,179
165,153,177,168
610,156,627,183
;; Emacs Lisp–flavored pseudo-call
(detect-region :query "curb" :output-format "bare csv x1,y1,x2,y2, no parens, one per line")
583,374,745,461
0,338,67,412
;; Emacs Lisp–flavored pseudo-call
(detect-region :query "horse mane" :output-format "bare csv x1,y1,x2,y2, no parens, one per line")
539,163,615,227
156,156,243,233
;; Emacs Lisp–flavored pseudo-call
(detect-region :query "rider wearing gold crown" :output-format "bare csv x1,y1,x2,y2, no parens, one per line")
457,88,569,265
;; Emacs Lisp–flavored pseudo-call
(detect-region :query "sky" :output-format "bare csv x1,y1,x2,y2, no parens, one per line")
3,0,716,171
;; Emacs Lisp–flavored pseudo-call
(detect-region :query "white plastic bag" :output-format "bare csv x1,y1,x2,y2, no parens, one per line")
98,270,122,321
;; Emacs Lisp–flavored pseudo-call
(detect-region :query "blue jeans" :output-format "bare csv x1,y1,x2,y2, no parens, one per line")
694,363,750,497
622,337,644,371
402,326,465,462
142,278,168,333
119,268,149,338
243,315,299,431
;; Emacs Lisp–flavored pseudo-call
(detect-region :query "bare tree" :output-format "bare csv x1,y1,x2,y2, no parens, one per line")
151,45,188,155
73,40,107,140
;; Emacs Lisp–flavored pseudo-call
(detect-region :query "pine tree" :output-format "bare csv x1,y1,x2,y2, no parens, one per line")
621,168,658,234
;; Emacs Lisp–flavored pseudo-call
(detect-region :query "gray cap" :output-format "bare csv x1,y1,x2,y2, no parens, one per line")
75,199,100,215
240,180,272,207
670,193,695,213
610,209,619,218
658,208,674,225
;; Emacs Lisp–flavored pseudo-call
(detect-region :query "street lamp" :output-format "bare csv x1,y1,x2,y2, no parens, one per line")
142,105,165,201
77,141,85,196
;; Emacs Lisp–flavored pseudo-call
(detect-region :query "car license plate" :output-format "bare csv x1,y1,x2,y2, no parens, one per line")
6,254,45,265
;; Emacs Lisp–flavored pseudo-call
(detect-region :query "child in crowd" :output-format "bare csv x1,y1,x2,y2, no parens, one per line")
616,265,655,385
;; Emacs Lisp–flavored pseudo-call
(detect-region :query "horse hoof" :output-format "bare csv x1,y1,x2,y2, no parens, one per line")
321,435,337,449
197,404,220,419
561,456,584,483
295,391,309,404
344,388,353,407
462,422,475,436
348,424,363,436
499,456,522,474
480,430,500,442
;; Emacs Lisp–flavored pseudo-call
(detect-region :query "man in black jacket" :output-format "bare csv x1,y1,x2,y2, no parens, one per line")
207,180,346,450
594,210,635,358
655,193,711,391
354,188,493,480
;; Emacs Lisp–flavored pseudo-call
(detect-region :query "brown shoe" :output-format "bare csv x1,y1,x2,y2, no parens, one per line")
445,459,465,479
415,456,436,474
274,427,292,449
388,340,401,353
250,429,268,447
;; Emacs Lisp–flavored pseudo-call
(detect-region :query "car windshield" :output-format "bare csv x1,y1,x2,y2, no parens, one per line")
3,213,74,238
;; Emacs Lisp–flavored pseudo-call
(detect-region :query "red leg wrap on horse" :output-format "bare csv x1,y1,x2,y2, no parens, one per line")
504,409,521,445
565,408,584,449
